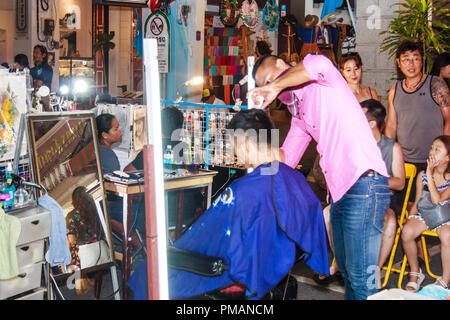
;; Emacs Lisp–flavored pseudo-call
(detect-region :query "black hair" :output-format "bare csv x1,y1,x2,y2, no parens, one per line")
201,88,215,103
95,93,114,104
396,40,423,60
1,62,9,68
339,52,362,69
96,113,116,142
360,99,386,130
431,52,450,77
72,186,99,236
256,41,272,57
33,44,48,63
252,54,279,85
226,109,276,145
433,135,450,174
14,54,29,69
161,106,184,138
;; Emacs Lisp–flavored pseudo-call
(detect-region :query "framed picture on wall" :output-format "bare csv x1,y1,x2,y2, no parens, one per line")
47,52,55,67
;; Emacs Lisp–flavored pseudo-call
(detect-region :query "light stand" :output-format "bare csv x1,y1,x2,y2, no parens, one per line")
174,76,204,103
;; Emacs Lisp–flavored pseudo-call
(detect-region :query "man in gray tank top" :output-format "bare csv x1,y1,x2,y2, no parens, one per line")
386,41,450,203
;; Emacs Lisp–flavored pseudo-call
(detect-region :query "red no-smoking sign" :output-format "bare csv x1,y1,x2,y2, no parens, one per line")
144,11,170,73
150,17,164,36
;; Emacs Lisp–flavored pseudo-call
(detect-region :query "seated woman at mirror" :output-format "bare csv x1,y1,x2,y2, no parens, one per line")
96,113,122,174
96,114,144,249
65,186,100,295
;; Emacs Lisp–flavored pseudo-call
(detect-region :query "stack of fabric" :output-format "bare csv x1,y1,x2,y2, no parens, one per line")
203,27,243,105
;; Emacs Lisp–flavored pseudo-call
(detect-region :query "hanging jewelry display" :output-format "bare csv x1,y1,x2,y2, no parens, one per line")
240,0,259,29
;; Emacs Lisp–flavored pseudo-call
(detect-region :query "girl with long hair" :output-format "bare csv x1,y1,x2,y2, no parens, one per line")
401,135,450,291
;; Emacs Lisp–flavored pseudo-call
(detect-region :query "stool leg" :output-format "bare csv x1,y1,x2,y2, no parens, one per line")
422,236,439,279
398,254,409,289
94,271,103,299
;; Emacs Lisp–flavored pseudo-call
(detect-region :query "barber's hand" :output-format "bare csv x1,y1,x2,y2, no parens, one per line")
247,83,281,110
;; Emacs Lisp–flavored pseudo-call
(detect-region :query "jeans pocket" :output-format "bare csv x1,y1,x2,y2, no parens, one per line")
373,191,391,233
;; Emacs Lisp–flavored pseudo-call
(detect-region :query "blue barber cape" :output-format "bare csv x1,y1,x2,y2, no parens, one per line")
128,162,329,300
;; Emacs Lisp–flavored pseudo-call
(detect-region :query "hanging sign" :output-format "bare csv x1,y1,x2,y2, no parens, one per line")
144,11,170,73
15,0,28,39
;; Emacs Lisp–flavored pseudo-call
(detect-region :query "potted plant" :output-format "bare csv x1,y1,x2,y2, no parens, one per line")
93,32,116,91
380,0,449,73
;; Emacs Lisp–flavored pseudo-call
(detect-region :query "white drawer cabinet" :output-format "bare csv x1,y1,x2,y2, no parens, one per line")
15,206,52,246
0,206,51,300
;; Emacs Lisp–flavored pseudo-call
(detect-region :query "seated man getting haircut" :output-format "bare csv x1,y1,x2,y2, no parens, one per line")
128,109,329,300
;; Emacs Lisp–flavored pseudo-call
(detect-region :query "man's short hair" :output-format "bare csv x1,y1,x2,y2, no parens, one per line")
396,40,423,60
252,55,279,85
161,106,184,138
226,109,276,145
360,99,386,131
256,41,272,56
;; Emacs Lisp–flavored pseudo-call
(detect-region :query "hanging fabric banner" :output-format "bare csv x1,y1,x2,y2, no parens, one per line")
321,0,344,19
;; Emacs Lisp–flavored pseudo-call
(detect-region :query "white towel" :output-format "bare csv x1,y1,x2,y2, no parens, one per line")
38,195,72,267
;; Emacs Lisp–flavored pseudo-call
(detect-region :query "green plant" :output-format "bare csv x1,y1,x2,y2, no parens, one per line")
93,32,116,58
93,33,115,89
380,0,449,73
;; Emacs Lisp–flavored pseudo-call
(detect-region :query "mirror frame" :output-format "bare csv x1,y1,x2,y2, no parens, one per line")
26,111,115,276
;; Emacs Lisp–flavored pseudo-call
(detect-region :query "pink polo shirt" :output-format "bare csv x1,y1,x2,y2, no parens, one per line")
278,54,388,202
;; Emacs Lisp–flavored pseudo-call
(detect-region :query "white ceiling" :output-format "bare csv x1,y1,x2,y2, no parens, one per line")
0,0,13,11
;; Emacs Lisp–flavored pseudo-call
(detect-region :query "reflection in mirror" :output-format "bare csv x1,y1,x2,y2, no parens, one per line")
27,112,114,278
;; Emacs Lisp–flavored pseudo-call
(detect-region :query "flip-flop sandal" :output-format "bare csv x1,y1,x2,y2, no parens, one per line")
312,271,343,286
405,269,425,292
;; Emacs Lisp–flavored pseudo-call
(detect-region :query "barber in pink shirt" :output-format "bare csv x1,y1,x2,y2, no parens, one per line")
249,54,390,300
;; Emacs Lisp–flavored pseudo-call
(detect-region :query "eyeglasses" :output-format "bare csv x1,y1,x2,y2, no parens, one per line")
399,57,422,65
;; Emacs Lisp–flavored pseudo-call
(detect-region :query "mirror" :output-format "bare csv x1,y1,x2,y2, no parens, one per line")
58,0,93,58
26,111,114,276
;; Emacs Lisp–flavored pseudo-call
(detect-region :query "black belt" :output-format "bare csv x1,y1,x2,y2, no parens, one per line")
361,170,375,177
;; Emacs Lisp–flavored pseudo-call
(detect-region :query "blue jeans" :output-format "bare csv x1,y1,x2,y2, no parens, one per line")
330,172,390,300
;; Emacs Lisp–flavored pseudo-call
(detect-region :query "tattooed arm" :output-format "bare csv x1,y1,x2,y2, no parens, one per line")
431,76,450,135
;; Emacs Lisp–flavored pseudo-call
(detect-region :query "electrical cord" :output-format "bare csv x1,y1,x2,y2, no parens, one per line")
49,273,66,300
211,167,231,199
40,0,49,11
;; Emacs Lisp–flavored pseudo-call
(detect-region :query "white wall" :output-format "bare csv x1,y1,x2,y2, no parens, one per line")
0,9,14,65
108,6,134,97
57,0,93,57
356,0,401,104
